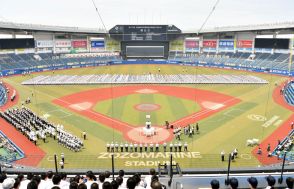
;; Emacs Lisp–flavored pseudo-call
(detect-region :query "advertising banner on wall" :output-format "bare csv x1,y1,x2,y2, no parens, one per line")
203,40,217,48
185,40,199,52
72,40,87,49
55,40,71,48
91,41,105,48
218,40,234,51
91,40,105,52
36,40,54,48
202,40,217,52
237,40,253,51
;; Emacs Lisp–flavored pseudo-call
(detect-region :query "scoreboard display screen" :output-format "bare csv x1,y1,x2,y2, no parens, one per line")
123,25,167,41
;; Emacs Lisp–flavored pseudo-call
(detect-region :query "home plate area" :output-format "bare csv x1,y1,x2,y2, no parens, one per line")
69,102,93,111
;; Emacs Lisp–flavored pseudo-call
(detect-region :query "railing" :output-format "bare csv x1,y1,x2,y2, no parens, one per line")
0,152,291,173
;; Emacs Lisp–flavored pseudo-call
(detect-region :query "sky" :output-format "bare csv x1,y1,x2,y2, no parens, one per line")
0,0,293,31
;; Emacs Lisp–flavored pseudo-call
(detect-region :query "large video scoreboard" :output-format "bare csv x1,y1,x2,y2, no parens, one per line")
109,25,181,59
123,25,167,41
109,25,181,41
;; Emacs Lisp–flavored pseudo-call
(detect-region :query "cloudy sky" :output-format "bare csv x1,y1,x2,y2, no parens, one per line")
0,0,293,31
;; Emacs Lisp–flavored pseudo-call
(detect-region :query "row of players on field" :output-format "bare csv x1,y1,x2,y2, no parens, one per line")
0,107,83,152
106,142,188,152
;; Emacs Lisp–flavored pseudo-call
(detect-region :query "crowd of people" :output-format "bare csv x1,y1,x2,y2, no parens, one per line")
271,129,294,159
0,170,294,189
0,168,166,189
0,107,83,152
105,142,188,153
21,74,268,85
211,175,294,189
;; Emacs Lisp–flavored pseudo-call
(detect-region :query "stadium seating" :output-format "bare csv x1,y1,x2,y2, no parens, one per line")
0,53,122,70
169,52,294,75
0,52,293,76
0,83,7,106
284,81,294,105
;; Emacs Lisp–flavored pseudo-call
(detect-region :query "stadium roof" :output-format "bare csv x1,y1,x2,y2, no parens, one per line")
0,21,294,35
184,21,294,34
0,21,105,34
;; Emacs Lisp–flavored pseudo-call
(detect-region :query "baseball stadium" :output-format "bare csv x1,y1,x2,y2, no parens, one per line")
0,0,294,188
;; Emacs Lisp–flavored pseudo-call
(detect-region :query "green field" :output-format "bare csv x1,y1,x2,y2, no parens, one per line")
94,93,200,126
2,64,292,170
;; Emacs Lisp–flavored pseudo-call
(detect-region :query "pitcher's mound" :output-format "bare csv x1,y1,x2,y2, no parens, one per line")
134,104,161,112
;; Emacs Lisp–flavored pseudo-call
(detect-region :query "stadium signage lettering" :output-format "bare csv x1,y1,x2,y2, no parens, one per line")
97,152,202,159
55,40,71,48
203,40,217,48
124,161,177,167
219,40,234,48
237,40,253,48
72,40,87,48
36,40,54,48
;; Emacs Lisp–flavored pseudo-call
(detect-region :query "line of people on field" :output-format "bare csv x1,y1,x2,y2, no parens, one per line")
106,142,188,153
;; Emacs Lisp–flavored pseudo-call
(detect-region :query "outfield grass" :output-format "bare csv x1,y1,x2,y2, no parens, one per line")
2,64,292,169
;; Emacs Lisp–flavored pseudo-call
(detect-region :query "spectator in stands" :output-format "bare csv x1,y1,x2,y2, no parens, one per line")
115,177,124,189
0,173,7,189
150,181,162,189
247,177,258,189
102,182,111,189
111,181,119,189
19,172,33,189
98,173,106,189
265,176,276,189
118,170,126,188
13,178,21,189
27,181,38,189
71,175,83,184
286,177,294,189
229,177,238,189
38,173,47,189
31,175,41,186
132,174,144,189
210,179,219,189
78,183,87,189
69,182,78,189
105,171,112,182
90,183,98,189
85,171,95,189
51,174,62,189
2,178,15,189
126,178,136,189
144,169,156,189
60,173,69,189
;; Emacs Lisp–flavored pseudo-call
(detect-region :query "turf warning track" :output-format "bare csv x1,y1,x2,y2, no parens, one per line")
0,83,46,166
53,85,240,143
252,82,294,165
